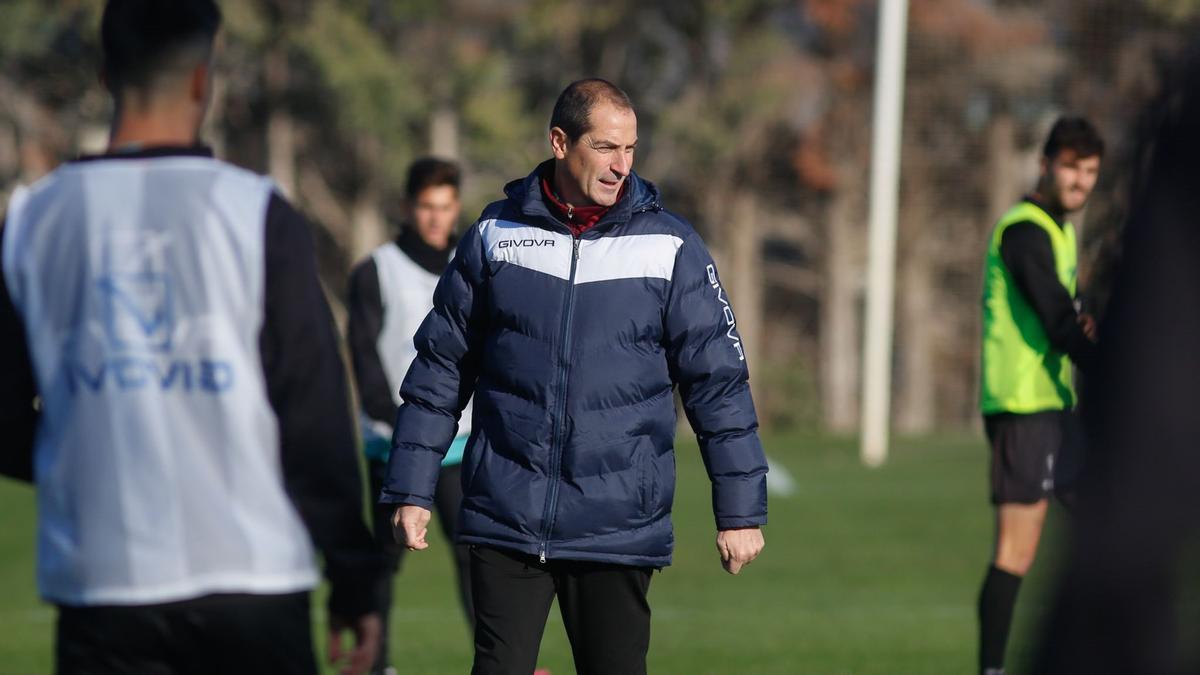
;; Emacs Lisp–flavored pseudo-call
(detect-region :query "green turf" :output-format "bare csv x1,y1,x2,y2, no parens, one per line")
0,433,1070,674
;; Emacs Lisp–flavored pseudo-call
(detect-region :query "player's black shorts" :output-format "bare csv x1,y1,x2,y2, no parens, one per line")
984,409,1083,505
56,592,317,675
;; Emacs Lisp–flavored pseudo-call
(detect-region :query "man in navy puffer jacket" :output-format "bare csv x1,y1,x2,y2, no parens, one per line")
382,78,768,675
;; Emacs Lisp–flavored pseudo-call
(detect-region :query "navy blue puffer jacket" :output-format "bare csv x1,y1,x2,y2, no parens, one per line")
381,162,768,567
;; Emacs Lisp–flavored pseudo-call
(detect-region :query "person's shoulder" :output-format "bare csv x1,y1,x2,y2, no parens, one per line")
1001,220,1051,241
348,250,381,280
478,198,510,222
207,158,278,195
346,253,381,297
2,167,78,243
625,176,696,239
469,198,527,244
7,165,73,210
260,191,319,263
998,220,1054,264
629,205,704,249
655,207,698,236
476,195,525,227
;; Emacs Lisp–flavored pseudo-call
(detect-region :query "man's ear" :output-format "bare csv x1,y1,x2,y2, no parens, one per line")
549,127,571,160
189,62,210,104
1038,155,1050,179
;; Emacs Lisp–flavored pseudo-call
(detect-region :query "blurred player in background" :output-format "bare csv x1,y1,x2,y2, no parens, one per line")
348,158,474,675
0,1,382,673
976,116,1104,675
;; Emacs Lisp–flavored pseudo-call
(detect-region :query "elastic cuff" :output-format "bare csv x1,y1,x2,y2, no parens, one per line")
716,515,767,530
378,490,434,508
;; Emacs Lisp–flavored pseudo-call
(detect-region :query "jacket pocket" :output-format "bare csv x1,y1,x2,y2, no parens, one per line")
645,448,676,518
462,431,484,492
637,438,656,517
639,454,650,517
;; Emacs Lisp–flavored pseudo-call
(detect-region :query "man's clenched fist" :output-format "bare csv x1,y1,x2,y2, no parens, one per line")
716,527,765,575
392,505,432,551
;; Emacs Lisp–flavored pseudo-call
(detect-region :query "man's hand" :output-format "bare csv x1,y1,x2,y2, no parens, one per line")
1078,312,1098,342
392,504,432,550
716,527,765,575
328,611,382,675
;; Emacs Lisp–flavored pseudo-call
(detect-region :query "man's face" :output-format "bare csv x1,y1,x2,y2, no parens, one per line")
551,101,638,207
1040,149,1101,213
408,184,460,250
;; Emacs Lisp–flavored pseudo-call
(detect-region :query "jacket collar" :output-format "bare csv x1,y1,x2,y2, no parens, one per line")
504,159,661,236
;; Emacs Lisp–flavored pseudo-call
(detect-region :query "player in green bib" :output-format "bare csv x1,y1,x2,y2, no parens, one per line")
976,117,1103,675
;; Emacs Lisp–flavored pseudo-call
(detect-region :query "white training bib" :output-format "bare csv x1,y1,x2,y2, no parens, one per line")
2,156,318,605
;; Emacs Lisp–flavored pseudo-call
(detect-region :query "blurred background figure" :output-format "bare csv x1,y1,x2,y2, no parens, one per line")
1033,41,1200,675
976,116,1103,675
0,1,382,674
347,157,474,675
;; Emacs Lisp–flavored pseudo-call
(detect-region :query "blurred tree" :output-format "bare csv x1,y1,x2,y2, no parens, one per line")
0,0,1190,432
0,1,104,185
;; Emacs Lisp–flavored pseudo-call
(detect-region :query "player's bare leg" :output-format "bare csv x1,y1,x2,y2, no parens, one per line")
994,500,1049,576
978,499,1049,674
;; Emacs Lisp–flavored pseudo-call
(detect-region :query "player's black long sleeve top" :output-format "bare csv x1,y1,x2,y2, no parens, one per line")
0,213,37,483
347,258,393,428
347,227,454,428
259,193,383,619
999,197,1098,372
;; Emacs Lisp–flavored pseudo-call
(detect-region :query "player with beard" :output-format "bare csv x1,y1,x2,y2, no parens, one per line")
976,116,1104,675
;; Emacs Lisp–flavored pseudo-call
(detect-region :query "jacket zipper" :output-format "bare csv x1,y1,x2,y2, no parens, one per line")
539,235,581,563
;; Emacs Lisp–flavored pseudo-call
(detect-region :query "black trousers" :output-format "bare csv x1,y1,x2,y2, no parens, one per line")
470,545,654,675
369,460,473,671
56,592,315,675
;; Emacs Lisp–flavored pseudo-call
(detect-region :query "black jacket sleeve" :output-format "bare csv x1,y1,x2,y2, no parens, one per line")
1000,222,1097,371
347,258,398,427
259,194,383,620
0,215,38,483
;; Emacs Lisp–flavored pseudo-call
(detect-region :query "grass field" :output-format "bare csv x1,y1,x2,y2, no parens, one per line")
0,432,1070,674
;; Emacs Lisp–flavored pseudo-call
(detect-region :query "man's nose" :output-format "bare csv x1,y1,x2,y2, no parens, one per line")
612,153,631,177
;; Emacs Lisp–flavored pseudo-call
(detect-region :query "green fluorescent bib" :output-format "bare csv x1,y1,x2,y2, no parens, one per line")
980,201,1078,414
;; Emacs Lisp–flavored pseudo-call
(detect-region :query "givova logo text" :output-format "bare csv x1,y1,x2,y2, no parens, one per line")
497,239,556,249
706,264,745,362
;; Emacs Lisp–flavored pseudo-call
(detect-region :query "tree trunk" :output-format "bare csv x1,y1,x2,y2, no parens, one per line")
13,93,57,182
429,105,460,160
986,113,1021,223
351,187,387,265
820,175,862,432
265,47,296,198
697,187,764,431
726,190,764,396
895,224,937,433
202,64,228,159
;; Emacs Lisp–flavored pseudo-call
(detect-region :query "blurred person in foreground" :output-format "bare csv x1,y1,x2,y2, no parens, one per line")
348,158,474,675
0,1,382,673
381,78,768,675
976,116,1104,675
1034,44,1200,675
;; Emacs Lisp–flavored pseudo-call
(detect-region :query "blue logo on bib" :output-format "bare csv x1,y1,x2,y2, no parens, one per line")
98,233,174,352
66,231,235,395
